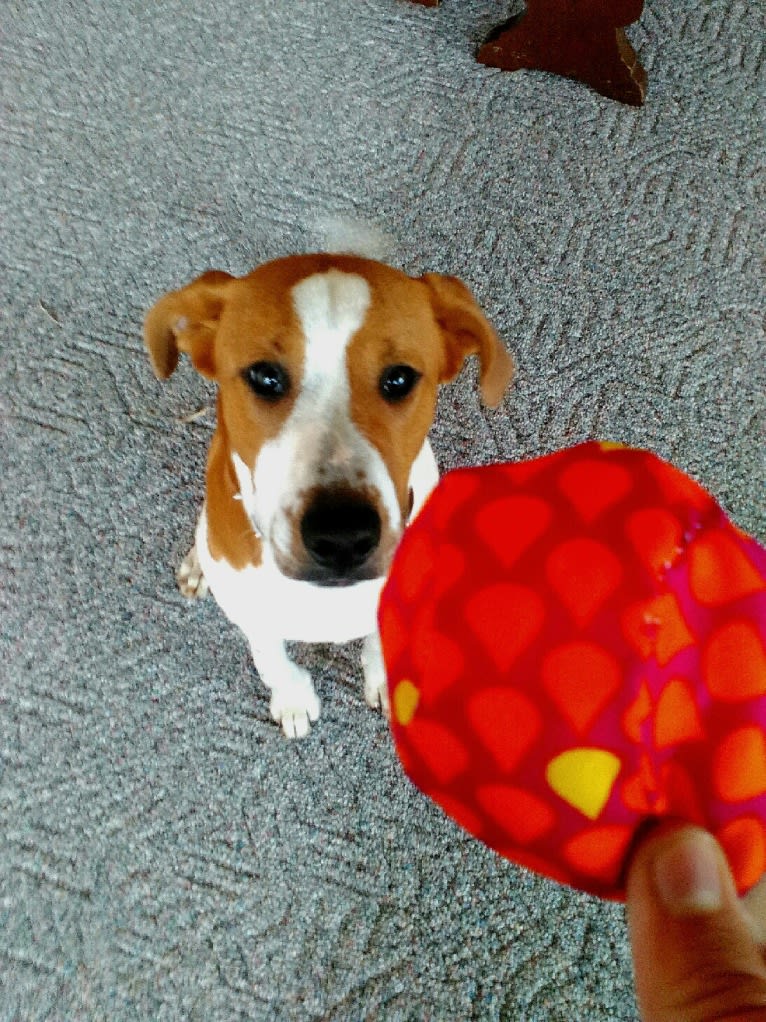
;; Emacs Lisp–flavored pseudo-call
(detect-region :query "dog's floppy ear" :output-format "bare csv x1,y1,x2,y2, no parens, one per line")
143,270,234,380
421,273,513,407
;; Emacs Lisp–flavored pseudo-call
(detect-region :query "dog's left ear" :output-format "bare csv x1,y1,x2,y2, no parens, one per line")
421,273,513,407
143,270,234,380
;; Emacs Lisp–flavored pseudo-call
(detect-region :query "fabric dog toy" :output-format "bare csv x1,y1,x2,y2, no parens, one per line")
379,442,766,899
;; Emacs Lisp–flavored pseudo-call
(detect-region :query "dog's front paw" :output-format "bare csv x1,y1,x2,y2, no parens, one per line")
362,633,390,719
176,545,209,599
269,671,321,739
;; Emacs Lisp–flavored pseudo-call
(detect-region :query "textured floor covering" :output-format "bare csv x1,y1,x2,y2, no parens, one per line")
2,1,764,1019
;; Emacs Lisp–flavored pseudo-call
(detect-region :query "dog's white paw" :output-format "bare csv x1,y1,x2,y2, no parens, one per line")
269,670,321,740
176,545,208,599
364,677,390,719
362,633,390,719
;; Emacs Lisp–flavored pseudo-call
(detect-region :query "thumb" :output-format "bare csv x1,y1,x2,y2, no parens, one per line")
626,823,766,1022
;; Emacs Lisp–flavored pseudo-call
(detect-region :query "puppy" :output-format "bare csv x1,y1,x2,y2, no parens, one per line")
144,253,512,737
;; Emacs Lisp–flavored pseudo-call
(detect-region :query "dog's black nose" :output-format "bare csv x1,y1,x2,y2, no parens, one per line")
301,495,381,576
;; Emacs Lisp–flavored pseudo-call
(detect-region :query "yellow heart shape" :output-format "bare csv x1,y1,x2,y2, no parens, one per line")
393,679,420,726
546,748,622,821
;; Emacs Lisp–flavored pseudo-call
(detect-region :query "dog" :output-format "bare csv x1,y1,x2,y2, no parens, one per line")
144,253,513,737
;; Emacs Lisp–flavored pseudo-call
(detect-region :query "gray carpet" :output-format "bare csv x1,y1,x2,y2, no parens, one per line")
2,1,764,1019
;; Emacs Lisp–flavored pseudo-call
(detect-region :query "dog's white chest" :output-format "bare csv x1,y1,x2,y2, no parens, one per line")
195,510,384,644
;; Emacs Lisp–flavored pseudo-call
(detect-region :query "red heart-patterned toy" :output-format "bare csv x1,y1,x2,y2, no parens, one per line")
379,442,766,899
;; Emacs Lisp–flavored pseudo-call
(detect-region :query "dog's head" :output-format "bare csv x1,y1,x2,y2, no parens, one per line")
144,254,512,585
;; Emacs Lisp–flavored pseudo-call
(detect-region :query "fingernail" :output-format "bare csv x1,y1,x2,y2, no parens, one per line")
653,829,724,916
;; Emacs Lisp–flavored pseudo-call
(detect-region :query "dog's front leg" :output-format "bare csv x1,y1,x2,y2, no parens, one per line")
361,631,390,719
176,542,209,599
248,638,320,739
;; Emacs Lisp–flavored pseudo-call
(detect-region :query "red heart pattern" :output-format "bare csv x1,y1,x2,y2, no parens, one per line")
380,442,766,899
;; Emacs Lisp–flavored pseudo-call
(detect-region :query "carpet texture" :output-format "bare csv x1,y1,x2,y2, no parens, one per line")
2,1,764,1019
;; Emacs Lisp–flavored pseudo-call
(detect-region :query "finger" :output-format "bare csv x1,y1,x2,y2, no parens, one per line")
744,875,766,947
626,823,766,1022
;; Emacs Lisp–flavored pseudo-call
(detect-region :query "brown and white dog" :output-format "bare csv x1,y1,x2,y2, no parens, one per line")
144,253,512,737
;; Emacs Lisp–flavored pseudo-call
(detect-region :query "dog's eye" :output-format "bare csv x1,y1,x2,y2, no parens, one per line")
379,365,421,402
244,361,290,401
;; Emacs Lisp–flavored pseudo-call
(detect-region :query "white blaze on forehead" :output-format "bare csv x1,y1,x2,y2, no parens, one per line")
240,270,401,553
288,271,371,453
290,270,371,384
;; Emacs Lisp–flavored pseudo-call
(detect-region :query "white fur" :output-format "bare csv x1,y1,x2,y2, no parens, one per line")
312,215,394,262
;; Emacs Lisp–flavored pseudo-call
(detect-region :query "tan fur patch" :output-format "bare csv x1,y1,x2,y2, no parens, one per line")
345,272,444,520
205,415,262,570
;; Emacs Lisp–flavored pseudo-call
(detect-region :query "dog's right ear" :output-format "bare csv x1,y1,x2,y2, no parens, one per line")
143,270,234,380
420,273,513,407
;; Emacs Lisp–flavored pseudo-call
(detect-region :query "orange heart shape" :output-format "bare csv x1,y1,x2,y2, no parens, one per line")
475,784,555,843
464,583,545,672
468,686,542,772
407,719,469,786
654,677,706,749
558,458,633,523
689,529,765,607
546,538,623,628
714,726,766,803
541,641,622,735
703,620,766,701
474,494,552,570
625,507,684,580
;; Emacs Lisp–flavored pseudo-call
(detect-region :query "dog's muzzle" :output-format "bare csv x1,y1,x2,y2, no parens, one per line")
300,491,382,584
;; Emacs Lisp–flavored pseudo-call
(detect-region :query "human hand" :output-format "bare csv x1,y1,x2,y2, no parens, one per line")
626,823,766,1021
